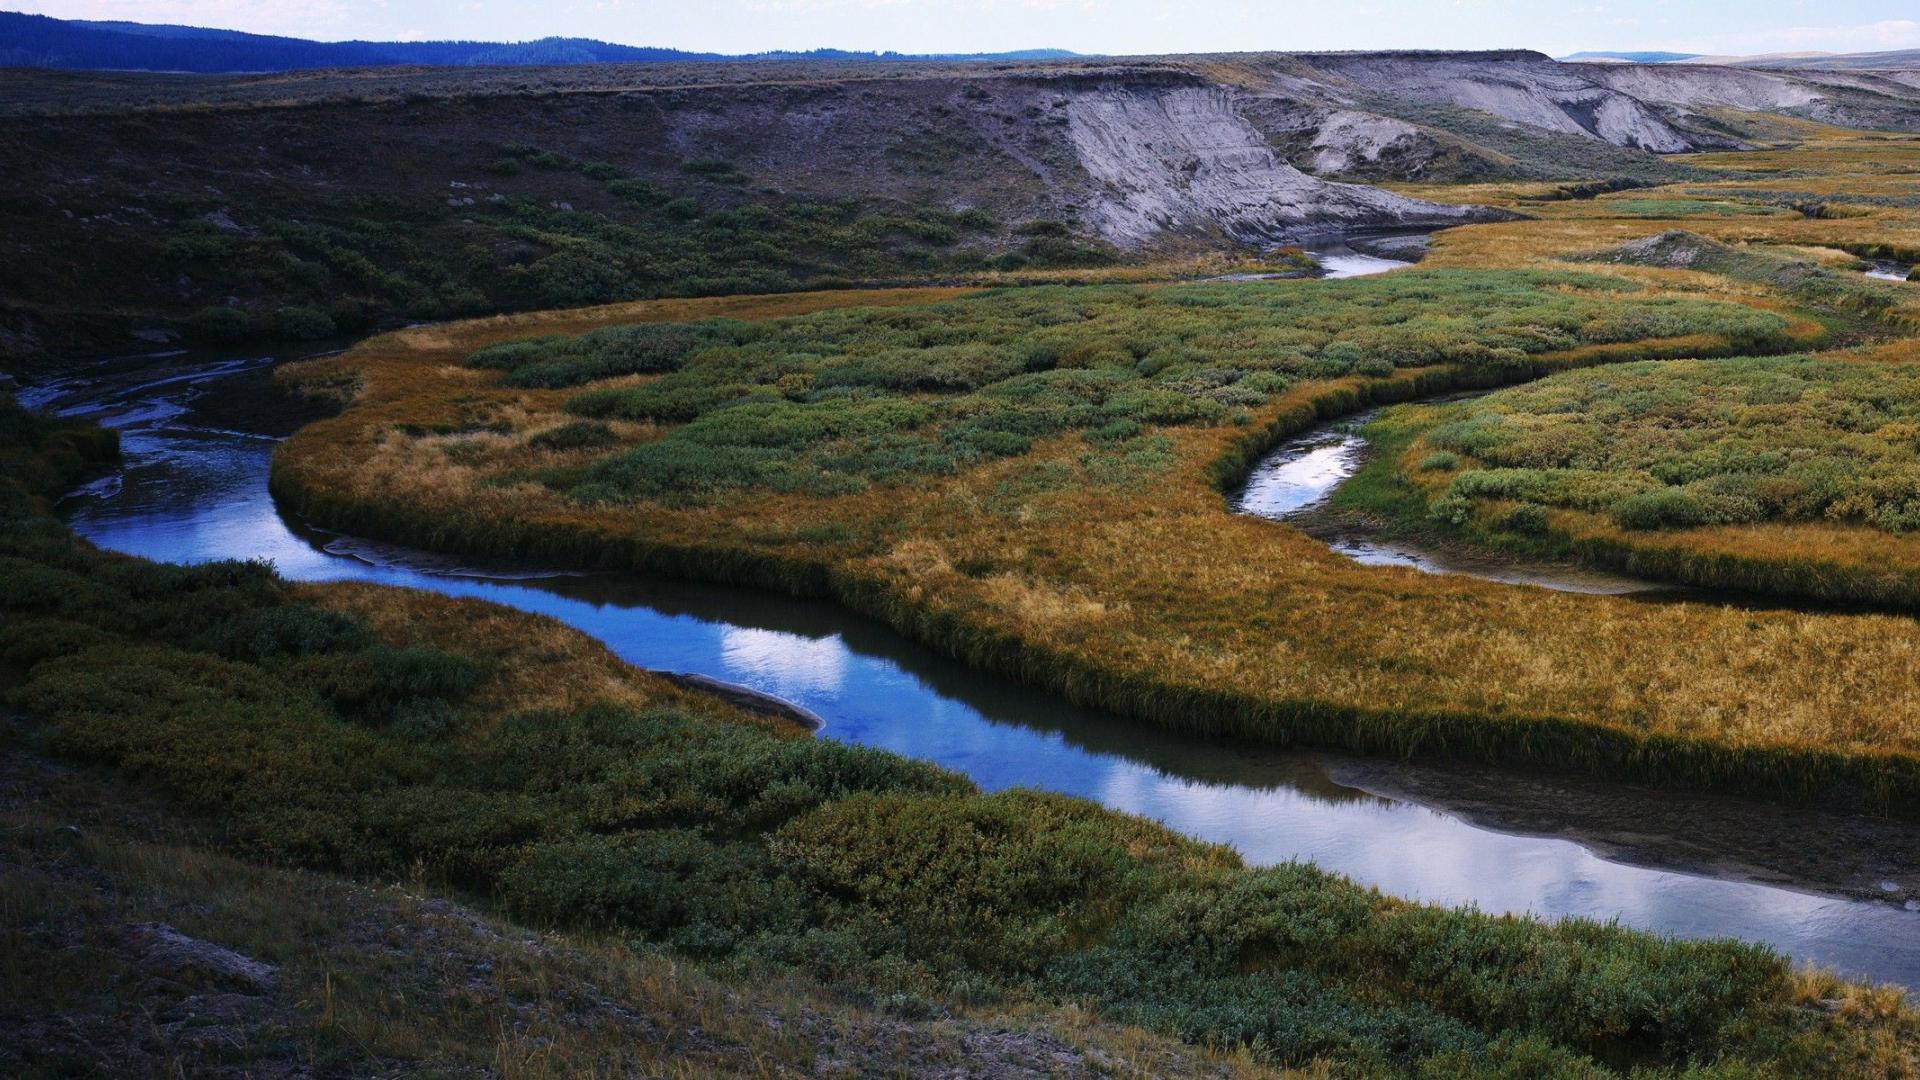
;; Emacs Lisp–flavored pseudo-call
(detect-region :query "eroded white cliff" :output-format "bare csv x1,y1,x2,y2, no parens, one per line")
1064,85,1494,247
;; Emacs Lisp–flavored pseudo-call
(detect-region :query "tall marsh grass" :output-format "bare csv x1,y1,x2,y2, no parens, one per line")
1360,353,1920,607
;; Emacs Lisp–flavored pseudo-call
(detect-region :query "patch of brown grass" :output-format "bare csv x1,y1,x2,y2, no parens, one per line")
304,581,806,735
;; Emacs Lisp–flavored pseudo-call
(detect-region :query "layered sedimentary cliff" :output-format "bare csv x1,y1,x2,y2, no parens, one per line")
1060,83,1497,245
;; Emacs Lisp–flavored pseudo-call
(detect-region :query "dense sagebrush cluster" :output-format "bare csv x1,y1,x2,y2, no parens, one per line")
1577,230,1911,319
1596,199,1784,218
1409,356,1920,532
5,392,1889,1079
470,271,1789,501
0,394,119,517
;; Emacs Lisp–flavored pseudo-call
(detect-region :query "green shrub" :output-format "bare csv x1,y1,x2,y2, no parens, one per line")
773,789,1188,974
288,644,481,723
577,440,781,499
1399,355,1920,539
528,420,619,451
488,323,721,389
460,272,1797,502
0,616,120,667
466,336,568,369
607,177,666,206
1497,502,1551,535
184,305,251,343
222,604,371,662
683,158,743,178
1612,488,1709,530
500,830,807,951
277,306,337,340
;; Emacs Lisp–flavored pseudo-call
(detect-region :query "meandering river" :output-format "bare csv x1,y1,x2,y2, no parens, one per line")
23,250,1920,988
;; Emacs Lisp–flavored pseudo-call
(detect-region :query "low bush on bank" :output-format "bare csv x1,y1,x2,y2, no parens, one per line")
464,271,1791,502
6,391,1909,1077
1576,230,1913,322
0,393,118,516
467,319,748,388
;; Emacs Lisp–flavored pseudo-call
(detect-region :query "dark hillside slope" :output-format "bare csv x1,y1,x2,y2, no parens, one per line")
7,49,1920,369
0,61,1500,367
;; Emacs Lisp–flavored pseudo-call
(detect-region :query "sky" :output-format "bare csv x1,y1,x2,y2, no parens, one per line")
15,0,1920,59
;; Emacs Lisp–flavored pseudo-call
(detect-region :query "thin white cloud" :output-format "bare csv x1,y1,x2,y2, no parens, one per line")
12,0,359,39
1669,19,1920,58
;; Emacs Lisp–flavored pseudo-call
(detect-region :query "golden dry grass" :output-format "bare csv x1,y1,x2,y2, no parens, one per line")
305,581,807,735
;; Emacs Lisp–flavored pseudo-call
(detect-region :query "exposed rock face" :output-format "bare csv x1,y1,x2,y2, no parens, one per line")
126,922,277,993
1269,50,1920,162
1291,52,1700,152
1306,110,1432,175
1578,63,1823,113
1062,84,1500,246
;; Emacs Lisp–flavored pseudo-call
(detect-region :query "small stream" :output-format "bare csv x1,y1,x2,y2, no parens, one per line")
20,298,1920,989
1865,261,1913,283
1253,235,1677,592
1310,235,1429,279
1233,411,1681,595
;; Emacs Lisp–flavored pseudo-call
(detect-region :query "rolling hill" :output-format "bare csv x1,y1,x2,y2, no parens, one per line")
0,11,1076,73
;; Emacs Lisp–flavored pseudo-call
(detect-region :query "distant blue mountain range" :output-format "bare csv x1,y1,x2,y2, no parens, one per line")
1559,51,1703,64
0,11,1079,73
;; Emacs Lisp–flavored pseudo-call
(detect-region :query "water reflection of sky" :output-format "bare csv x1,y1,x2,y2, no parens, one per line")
1317,249,1416,279
36,358,1920,989
720,626,850,698
1235,431,1365,516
